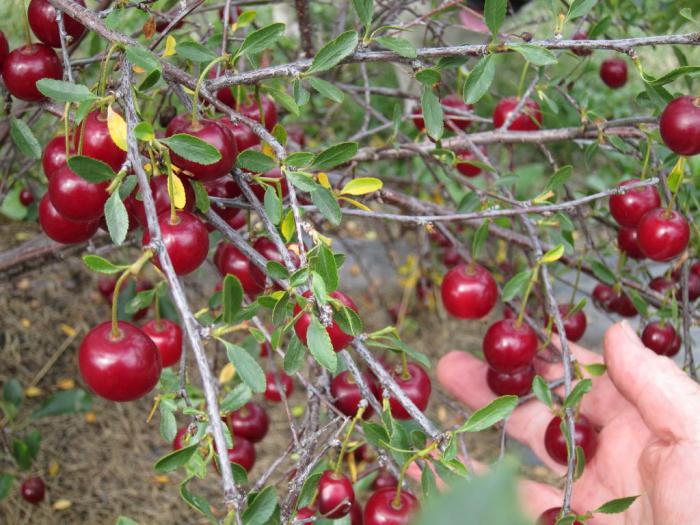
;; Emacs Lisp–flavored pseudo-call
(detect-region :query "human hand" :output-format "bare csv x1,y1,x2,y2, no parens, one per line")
437,321,700,524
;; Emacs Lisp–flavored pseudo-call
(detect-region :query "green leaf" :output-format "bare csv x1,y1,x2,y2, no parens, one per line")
508,44,558,66
563,379,592,409
594,495,639,514
0,474,13,501
180,477,216,520
463,55,495,105
284,152,314,168
104,191,129,246
471,221,489,259
30,389,92,419
155,444,198,473
67,155,116,183
118,175,138,199
35,79,96,103
82,254,128,274
421,88,443,141
501,270,532,302
160,134,222,165
134,121,155,142
312,142,358,170
333,306,363,338
307,76,345,103
191,179,210,213
645,66,700,87
176,41,217,62
237,150,277,173
237,23,285,57
306,314,338,372
375,36,417,58
3,379,22,407
311,186,342,226
484,0,507,36
12,439,31,470
267,86,300,116
574,445,586,481
306,31,358,75
566,0,598,22
352,0,373,27
222,275,244,324
415,68,441,85
286,171,319,192
242,486,278,525
220,383,253,413
584,363,607,377
531,375,552,408
115,517,140,525
361,421,389,448
283,335,306,374
159,404,177,442
125,289,155,314
10,119,41,159
264,186,282,225
589,260,615,286
222,340,266,393
458,395,518,432
545,165,573,192
125,45,161,73
314,244,339,292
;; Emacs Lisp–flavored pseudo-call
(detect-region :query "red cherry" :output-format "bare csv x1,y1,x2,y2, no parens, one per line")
617,227,645,260
442,93,474,131
2,44,62,101
250,237,300,288
127,175,195,226
692,262,700,280
39,194,99,244
330,370,378,419
318,470,355,519
571,31,592,57
165,113,192,136
172,427,189,450
19,188,34,207
221,437,256,472
608,179,660,228
214,242,263,296
293,290,359,352
650,276,674,295
349,501,363,525
440,262,498,319
73,110,127,172
610,291,638,317
364,487,419,525
682,273,700,301
219,117,260,152
259,341,271,358
142,319,183,367
600,58,627,88
486,364,535,396
544,415,597,465
538,507,582,525
226,402,269,443
264,371,294,402
97,276,116,303
492,97,542,131
0,31,8,68
592,283,615,312
20,477,45,504
388,362,431,420
48,164,108,222
142,210,209,276
659,96,700,156
236,94,279,131
372,470,397,490
551,305,587,342
428,228,451,248
79,321,162,402
636,208,689,262
482,319,538,373
28,0,86,48
642,321,681,357
167,118,237,181
250,168,289,201
441,247,463,267
204,175,246,231
454,148,482,177
42,135,71,179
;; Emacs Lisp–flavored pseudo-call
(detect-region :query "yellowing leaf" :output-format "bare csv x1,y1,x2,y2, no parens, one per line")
261,142,276,159
163,35,177,57
338,196,370,211
281,209,295,242
540,244,565,264
56,378,75,390
20,318,30,328
152,474,171,484
59,323,76,337
169,173,186,209
84,411,97,423
48,461,60,477
340,177,383,196
25,386,43,397
219,362,236,384
107,105,128,152
291,404,304,417
53,499,72,510
317,172,331,189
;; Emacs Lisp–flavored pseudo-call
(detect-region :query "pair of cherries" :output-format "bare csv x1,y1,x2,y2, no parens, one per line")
592,283,638,318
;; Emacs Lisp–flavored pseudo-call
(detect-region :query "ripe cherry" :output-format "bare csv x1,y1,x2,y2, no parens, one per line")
317,470,355,519
42,135,71,179
39,194,99,244
617,227,645,260
442,93,474,131
79,321,162,402
454,148,482,177
167,118,237,181
221,437,256,472
659,96,700,156
264,371,294,402
214,242,263,296
19,188,34,207
226,402,269,443
172,427,189,450
294,290,359,352
127,175,195,226
349,501,363,525
142,319,183,367
482,319,538,373
250,237,300,288
441,247,463,267
441,262,498,319
592,283,615,312
492,97,542,131
219,117,260,152
142,210,209,276
250,168,289,201
204,176,246,231
544,415,598,465
73,110,127,172
636,208,689,262
2,44,62,101
650,276,674,295
486,364,535,396
20,477,45,504
28,0,86,48
538,508,582,525
600,58,627,88
608,179,660,227
0,31,8,68
669,266,700,301
372,470,398,490
642,321,681,357
388,362,431,419
48,164,108,222
551,305,587,343
571,31,592,57
295,507,316,520
364,487,419,525
213,84,278,131
330,370,378,419
610,290,638,317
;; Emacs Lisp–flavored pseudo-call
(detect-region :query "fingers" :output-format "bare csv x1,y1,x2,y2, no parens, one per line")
604,321,700,441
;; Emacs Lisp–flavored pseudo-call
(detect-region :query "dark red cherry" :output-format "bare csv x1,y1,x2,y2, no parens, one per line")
440,262,498,319
264,371,294,402
610,291,638,317
330,370,378,419
600,58,627,88
39,194,99,244
388,362,431,420
592,283,615,312
454,148,482,177
551,304,587,342
172,427,189,450
165,113,191,136
642,321,680,357
48,164,108,222
441,247,463,267
73,110,127,172
372,470,397,490
608,179,660,228
221,437,256,472
650,276,674,294
142,210,209,276
538,507,582,525
142,319,183,367
636,208,689,262
98,277,149,320
442,93,473,131
659,96,700,156
250,237,300,288
349,501,363,525
318,470,355,519
492,97,542,131
486,364,535,396
19,188,34,206
237,94,278,131
226,402,269,443
617,227,645,260
214,242,263,296
79,321,162,402
20,477,45,504
28,0,86,48
219,117,260,152
167,118,237,181
294,290,359,352
681,273,700,301
0,31,8,68
154,14,185,32
482,319,538,373
250,168,289,201
571,31,592,57
364,487,419,525
2,44,62,101
428,228,451,247
127,175,195,226
42,135,71,179
204,175,245,231
544,414,597,465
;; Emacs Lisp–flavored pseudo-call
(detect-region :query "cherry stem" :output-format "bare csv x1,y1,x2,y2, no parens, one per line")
98,43,119,99
21,0,32,46
393,441,438,508
334,404,366,474
640,136,651,180
516,264,540,327
106,167,127,194
192,55,230,124
516,61,530,99
254,85,265,129
110,250,154,338
400,351,410,380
